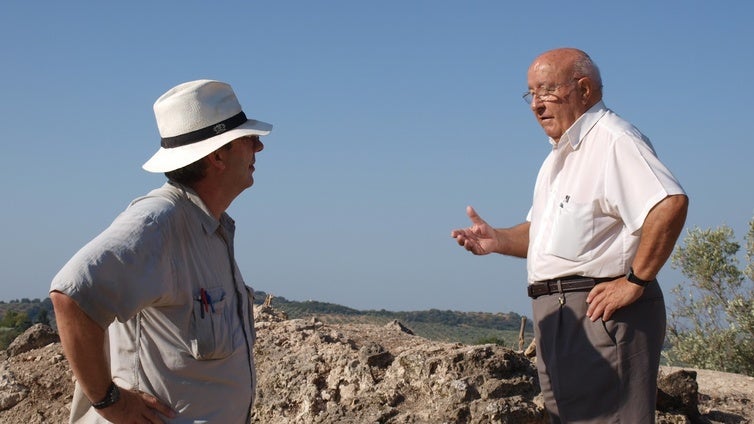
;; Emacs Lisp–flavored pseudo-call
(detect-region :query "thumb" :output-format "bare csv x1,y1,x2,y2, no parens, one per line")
466,206,486,226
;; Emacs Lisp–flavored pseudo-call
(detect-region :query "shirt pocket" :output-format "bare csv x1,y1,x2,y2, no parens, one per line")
544,200,595,261
189,287,235,360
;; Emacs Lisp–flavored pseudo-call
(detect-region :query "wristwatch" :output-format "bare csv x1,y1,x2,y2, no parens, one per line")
91,382,120,409
626,267,655,287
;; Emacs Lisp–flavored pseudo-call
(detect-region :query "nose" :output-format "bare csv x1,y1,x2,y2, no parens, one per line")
530,95,544,110
251,137,264,153
530,97,549,115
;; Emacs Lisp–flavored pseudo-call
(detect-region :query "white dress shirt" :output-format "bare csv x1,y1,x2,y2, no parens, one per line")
526,101,685,283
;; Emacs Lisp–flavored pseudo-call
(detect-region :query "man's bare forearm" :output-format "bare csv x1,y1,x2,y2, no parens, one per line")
50,291,112,404
630,194,689,279
495,221,530,258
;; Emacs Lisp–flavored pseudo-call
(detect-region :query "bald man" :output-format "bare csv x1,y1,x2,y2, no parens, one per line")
452,48,688,423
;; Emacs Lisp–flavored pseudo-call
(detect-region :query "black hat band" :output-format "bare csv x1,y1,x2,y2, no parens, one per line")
160,111,248,148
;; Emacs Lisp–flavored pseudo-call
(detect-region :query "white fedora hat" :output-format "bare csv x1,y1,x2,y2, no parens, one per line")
143,79,272,173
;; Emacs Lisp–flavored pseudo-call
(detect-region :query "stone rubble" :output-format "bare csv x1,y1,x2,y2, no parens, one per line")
0,308,751,423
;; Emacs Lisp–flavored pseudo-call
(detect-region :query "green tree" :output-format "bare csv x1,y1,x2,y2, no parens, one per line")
0,309,33,350
664,217,754,376
36,308,50,326
474,336,506,346
1,310,21,328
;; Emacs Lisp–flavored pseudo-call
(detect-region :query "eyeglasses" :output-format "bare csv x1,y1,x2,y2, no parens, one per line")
522,78,581,105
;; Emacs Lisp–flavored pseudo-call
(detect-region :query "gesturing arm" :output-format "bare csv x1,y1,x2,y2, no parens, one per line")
451,206,530,258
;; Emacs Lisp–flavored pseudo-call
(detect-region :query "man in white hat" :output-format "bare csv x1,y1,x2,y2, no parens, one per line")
50,80,272,423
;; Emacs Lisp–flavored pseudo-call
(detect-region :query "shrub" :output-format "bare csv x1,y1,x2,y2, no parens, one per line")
664,217,754,376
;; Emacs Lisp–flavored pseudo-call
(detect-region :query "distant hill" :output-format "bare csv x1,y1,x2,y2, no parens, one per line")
0,292,534,349
0,298,53,326
253,291,534,348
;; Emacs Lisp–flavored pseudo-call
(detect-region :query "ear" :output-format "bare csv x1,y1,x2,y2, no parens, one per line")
578,77,593,104
205,149,227,171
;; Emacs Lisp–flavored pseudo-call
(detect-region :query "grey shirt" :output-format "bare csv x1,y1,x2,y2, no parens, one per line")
51,181,256,423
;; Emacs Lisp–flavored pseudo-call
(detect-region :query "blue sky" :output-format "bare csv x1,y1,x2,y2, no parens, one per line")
1,1,752,316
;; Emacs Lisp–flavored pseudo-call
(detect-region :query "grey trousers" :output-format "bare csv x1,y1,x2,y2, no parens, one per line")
532,281,666,424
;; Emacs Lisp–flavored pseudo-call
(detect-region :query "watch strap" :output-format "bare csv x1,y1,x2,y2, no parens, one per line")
91,382,120,409
626,267,655,287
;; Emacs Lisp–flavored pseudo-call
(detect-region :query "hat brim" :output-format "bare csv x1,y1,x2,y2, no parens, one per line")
142,119,272,173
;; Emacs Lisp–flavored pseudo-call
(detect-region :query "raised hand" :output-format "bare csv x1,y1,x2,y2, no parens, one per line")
450,206,501,255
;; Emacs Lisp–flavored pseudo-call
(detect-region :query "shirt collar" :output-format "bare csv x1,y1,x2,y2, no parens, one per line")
550,101,608,149
165,181,235,236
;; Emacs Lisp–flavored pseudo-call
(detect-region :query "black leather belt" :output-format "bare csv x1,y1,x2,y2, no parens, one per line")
527,275,618,299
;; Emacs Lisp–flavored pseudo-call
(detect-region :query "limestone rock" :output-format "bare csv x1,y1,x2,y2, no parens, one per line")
657,370,702,419
0,364,28,411
6,324,59,357
0,307,751,423
251,306,546,423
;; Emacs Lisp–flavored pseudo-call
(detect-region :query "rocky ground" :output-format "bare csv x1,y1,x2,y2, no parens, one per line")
657,366,754,424
1,309,752,423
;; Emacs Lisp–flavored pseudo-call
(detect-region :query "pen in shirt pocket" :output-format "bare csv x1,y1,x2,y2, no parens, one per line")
560,195,570,208
198,288,216,318
205,291,215,313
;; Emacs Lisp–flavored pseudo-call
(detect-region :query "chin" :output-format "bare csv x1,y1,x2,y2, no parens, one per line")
543,128,562,139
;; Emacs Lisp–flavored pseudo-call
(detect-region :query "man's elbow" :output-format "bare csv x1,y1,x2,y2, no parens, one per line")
50,291,88,322
50,290,72,313
666,194,689,224
651,194,689,238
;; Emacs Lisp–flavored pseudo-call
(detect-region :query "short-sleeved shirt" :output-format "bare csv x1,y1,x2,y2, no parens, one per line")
50,181,256,423
526,101,685,283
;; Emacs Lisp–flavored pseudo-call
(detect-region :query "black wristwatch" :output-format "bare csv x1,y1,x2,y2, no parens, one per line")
91,382,120,409
626,267,655,287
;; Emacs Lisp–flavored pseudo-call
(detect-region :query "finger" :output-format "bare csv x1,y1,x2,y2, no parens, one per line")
145,410,166,424
589,306,603,322
586,296,603,321
594,299,618,321
466,206,486,226
141,393,176,419
601,307,615,322
453,231,469,244
451,229,467,239
586,284,604,304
